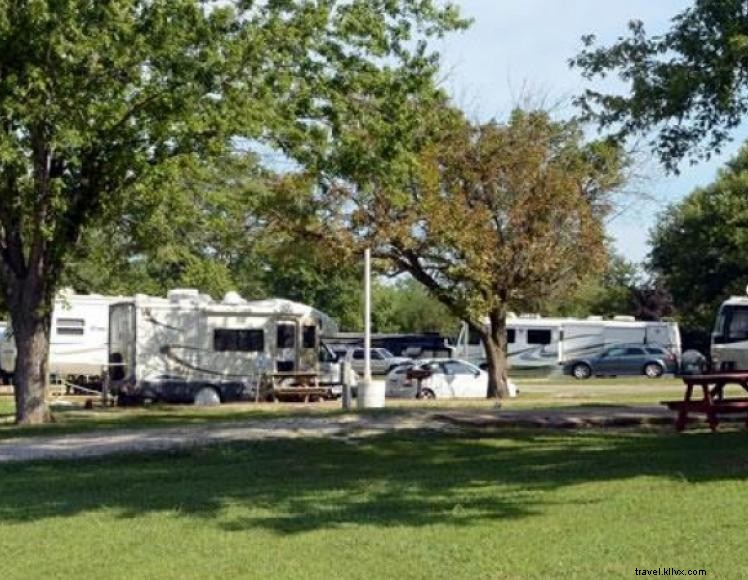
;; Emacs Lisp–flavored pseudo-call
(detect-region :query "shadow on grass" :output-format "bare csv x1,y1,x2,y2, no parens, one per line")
0,429,747,534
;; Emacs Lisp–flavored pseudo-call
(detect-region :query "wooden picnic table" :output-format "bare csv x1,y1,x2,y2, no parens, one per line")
662,372,748,431
259,371,334,403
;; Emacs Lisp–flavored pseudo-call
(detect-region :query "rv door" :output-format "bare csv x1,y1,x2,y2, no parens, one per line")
300,323,319,373
275,320,298,372
109,302,135,383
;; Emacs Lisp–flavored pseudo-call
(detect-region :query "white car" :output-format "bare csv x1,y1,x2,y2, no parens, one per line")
385,358,517,399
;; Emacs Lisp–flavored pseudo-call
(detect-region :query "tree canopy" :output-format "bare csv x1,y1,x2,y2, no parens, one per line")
572,0,748,170
314,107,627,397
0,0,465,424
649,144,748,335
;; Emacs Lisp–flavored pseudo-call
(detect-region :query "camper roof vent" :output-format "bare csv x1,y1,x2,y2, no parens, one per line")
222,291,246,305
586,316,603,321
612,315,636,322
167,288,200,303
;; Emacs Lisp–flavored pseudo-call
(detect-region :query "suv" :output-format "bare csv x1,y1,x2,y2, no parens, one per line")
344,347,412,376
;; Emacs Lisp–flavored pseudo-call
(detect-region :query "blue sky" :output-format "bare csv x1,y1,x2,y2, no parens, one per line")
436,0,748,264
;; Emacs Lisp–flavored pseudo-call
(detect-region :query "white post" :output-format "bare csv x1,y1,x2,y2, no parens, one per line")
363,247,372,385
358,248,384,408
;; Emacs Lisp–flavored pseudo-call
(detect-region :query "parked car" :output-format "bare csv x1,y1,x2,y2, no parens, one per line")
563,344,679,380
385,358,518,399
340,347,412,376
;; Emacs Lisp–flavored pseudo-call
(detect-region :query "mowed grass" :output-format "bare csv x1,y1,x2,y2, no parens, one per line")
0,376,687,439
1,429,747,579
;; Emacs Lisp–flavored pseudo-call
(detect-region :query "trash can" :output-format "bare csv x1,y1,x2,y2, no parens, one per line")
680,349,707,375
357,379,385,409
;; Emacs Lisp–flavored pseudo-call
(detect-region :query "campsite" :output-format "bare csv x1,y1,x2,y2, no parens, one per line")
2,1,748,579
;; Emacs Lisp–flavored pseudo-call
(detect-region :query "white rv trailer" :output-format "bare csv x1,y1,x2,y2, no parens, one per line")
0,290,123,387
108,289,344,404
711,294,748,371
456,315,681,372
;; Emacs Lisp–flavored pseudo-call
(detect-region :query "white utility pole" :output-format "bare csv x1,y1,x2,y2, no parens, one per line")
358,247,384,408
363,247,372,384
358,248,372,408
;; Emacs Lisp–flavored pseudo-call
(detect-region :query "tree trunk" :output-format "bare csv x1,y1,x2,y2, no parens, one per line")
6,277,52,425
482,308,509,400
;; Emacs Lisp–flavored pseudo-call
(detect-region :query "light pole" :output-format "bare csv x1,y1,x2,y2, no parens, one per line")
358,248,384,408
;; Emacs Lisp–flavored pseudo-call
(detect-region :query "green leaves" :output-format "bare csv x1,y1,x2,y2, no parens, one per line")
649,144,748,331
0,0,464,289
326,103,627,327
572,0,748,171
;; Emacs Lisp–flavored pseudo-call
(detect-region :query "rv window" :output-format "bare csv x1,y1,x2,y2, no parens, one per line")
468,327,482,345
214,329,264,352
276,324,295,349
727,306,748,341
507,329,515,344
303,325,317,349
527,329,551,345
57,318,85,336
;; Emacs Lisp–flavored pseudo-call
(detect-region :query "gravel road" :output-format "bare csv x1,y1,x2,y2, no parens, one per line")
0,413,449,463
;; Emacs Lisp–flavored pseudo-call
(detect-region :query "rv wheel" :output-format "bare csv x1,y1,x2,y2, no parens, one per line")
194,387,221,406
419,389,436,400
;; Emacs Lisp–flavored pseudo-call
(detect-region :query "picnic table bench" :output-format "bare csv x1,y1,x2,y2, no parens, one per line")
662,372,748,431
259,371,335,403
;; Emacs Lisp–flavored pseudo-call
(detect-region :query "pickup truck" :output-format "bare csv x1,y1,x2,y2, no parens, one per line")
339,347,412,376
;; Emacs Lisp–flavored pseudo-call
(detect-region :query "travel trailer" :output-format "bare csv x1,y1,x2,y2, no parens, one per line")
108,289,346,404
0,290,123,388
456,315,681,373
711,293,748,371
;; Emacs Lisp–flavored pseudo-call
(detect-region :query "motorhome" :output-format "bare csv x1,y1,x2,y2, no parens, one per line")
711,294,748,371
456,315,681,373
108,289,345,404
324,332,455,359
0,290,123,388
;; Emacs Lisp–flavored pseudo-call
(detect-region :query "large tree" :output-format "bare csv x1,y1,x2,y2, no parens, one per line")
649,144,748,336
0,0,464,424
321,108,626,398
571,0,748,170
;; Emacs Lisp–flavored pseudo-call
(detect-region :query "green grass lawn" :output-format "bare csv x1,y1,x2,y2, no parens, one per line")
1,429,747,579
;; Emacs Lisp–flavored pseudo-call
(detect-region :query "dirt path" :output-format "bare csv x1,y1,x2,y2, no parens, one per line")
0,413,450,463
0,405,686,464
